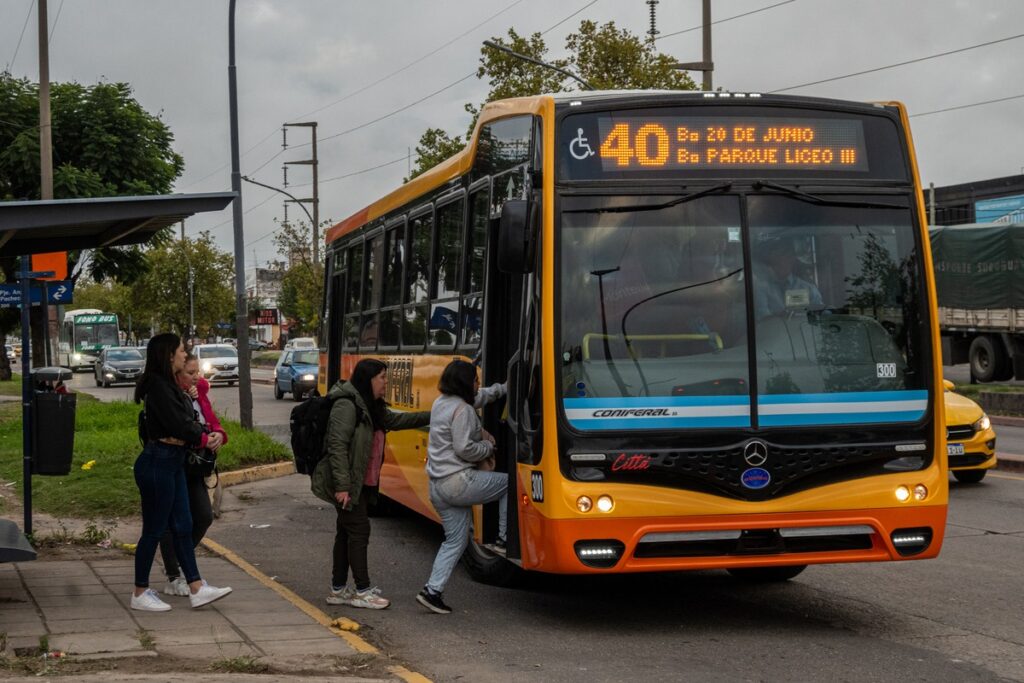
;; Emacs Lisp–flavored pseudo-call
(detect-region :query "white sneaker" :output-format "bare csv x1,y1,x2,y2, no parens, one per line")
131,589,172,612
189,583,232,608
348,586,390,609
325,585,354,605
163,577,189,597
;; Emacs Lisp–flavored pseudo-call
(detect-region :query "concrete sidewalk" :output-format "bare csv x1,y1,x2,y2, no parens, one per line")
0,554,419,681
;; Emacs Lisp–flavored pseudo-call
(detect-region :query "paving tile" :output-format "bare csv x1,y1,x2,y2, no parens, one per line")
132,610,229,630
39,604,128,621
33,594,117,608
25,583,110,597
46,616,136,633
157,642,262,661
224,610,320,627
21,574,103,587
242,624,334,641
16,562,95,576
252,636,356,657
49,630,144,655
147,624,245,647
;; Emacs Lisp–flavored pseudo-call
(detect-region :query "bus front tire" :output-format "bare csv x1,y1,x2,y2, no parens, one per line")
727,565,807,582
463,538,521,587
953,469,987,484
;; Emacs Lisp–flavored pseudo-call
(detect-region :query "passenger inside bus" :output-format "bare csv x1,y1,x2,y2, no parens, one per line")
752,235,823,319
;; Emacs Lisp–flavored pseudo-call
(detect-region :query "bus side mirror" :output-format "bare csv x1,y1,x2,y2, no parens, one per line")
497,199,537,274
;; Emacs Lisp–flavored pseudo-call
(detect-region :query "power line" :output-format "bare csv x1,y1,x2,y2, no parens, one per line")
7,1,33,71
187,0,530,190
771,32,1024,93
910,93,1024,118
656,0,796,41
541,0,598,35
49,0,64,42
291,0,526,122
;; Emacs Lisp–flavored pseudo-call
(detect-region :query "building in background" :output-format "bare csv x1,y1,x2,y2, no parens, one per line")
925,174,1024,226
245,266,284,346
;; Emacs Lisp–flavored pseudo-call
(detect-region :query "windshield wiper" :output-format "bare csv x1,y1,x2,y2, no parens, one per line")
752,180,906,209
562,182,733,214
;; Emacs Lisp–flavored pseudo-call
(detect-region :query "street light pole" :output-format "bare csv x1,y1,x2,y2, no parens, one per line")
228,0,253,429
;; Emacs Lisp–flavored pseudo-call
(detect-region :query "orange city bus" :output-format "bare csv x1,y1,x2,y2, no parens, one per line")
318,90,947,584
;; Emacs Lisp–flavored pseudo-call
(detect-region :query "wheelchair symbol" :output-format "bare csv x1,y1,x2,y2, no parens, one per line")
569,128,596,160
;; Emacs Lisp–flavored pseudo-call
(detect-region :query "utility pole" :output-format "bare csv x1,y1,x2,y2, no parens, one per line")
282,122,319,264
646,0,659,44
228,0,254,429
674,0,713,91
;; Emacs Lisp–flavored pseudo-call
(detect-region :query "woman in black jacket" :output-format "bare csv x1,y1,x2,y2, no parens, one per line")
130,333,231,612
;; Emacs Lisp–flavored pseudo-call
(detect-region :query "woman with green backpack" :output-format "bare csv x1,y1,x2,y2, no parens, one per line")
311,358,429,609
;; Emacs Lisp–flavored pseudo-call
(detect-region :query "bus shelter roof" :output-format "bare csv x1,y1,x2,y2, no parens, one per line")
0,192,235,257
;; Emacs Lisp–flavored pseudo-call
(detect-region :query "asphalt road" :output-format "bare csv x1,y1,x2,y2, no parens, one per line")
67,368,1024,681
205,471,1024,682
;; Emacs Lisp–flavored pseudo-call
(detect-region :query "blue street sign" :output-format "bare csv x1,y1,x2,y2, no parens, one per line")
0,281,74,309
215,322,233,330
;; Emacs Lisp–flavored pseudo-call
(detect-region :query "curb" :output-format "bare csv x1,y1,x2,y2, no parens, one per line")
219,460,295,487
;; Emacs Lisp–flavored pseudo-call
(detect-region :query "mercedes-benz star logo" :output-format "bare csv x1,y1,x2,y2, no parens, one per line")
743,440,769,467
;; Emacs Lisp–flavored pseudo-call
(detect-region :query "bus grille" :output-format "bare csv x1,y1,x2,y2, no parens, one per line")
634,526,875,558
583,440,929,501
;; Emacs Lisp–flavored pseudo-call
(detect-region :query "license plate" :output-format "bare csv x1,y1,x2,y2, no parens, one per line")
947,443,965,456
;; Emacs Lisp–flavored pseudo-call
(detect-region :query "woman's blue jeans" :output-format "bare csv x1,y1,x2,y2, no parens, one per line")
425,468,507,594
133,442,201,587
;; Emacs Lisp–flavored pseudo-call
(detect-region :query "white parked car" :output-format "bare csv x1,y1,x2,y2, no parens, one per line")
284,337,316,350
192,344,239,385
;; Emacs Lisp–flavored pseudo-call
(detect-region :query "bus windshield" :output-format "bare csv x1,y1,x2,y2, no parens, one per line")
75,322,119,351
559,192,926,430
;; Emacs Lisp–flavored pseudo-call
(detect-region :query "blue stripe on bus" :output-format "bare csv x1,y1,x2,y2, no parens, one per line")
565,395,749,408
567,416,752,430
759,410,926,427
757,390,928,405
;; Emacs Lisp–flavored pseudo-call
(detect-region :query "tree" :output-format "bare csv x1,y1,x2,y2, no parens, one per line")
274,221,325,336
0,73,184,369
409,21,697,178
0,74,184,282
130,232,235,337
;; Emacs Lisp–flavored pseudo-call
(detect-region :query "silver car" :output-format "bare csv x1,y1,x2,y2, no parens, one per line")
193,344,239,385
94,347,145,387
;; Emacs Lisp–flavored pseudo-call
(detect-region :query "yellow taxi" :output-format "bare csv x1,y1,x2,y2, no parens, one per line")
943,379,997,483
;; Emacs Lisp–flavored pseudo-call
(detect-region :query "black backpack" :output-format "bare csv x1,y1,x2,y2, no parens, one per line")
289,394,358,475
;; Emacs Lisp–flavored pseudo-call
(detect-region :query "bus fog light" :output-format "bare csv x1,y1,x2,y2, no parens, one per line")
596,495,614,512
913,484,928,501
576,496,593,513
895,485,910,502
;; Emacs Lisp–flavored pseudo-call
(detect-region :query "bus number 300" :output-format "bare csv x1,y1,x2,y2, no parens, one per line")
876,363,897,378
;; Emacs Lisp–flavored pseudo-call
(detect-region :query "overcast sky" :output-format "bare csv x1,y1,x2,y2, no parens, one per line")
3,0,1023,266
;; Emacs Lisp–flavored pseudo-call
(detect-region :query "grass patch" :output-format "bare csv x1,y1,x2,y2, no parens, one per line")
0,374,21,396
0,392,290,518
251,350,281,368
210,655,269,674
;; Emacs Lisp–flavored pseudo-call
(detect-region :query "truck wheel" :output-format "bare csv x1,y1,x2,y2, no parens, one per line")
727,565,807,582
969,336,1008,383
463,537,522,586
953,469,987,484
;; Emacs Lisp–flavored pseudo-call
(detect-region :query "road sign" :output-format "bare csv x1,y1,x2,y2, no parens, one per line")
0,281,74,308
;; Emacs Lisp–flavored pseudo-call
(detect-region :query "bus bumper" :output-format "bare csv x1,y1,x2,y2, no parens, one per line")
518,505,947,574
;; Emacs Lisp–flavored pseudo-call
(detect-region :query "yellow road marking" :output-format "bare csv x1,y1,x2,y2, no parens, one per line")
201,537,376,654
990,472,1024,481
388,665,434,683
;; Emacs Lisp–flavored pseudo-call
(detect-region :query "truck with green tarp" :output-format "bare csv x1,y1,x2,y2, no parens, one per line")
929,222,1024,381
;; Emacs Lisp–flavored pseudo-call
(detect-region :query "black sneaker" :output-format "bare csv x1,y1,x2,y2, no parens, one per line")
416,589,452,614
493,537,507,555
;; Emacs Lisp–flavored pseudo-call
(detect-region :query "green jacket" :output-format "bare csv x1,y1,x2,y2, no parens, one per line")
310,380,430,507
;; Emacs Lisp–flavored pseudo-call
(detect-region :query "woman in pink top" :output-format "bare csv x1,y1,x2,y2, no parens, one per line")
158,353,226,597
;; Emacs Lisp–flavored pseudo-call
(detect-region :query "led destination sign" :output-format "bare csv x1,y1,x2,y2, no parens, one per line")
591,116,868,171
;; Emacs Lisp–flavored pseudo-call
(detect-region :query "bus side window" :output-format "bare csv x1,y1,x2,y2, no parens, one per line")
461,188,489,349
429,197,464,348
402,209,432,350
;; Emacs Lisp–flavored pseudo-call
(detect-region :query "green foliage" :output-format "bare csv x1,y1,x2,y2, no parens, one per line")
129,232,235,337
274,221,324,335
0,73,185,304
0,396,289,518
406,128,468,181
410,21,697,178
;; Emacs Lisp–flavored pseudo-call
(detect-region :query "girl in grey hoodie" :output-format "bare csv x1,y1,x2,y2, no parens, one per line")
417,360,506,614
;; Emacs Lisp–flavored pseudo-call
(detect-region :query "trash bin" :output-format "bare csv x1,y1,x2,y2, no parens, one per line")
30,367,76,476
